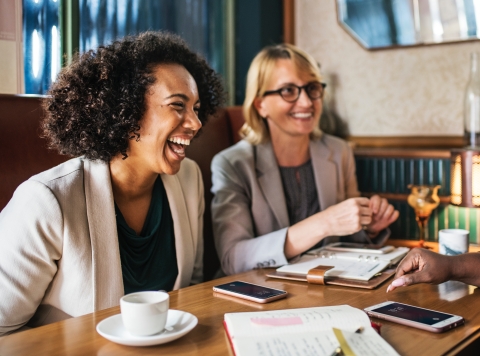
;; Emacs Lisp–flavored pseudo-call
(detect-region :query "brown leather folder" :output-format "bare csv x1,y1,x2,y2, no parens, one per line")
266,265,395,289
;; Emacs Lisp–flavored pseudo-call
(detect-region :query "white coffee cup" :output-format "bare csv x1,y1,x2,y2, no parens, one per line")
438,229,469,256
120,291,169,336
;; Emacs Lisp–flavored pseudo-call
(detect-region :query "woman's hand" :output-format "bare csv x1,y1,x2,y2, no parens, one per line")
285,197,371,259
322,197,373,236
365,195,399,237
386,248,452,292
285,197,396,260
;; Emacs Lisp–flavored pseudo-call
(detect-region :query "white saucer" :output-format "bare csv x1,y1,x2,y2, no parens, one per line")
96,309,198,346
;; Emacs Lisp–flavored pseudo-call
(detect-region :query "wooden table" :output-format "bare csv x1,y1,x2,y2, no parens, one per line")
1,269,480,355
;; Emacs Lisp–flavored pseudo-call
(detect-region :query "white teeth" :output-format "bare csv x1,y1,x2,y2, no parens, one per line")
171,146,185,154
168,137,191,145
291,113,312,119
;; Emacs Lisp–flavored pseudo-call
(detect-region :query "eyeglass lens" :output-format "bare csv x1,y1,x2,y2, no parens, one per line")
280,83,324,102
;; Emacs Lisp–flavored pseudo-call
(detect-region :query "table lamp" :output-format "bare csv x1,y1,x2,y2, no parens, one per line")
450,149,480,208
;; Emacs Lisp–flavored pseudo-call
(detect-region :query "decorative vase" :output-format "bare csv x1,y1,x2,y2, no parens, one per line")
407,184,441,244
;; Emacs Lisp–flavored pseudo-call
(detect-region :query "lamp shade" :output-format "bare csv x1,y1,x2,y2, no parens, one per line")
450,149,480,208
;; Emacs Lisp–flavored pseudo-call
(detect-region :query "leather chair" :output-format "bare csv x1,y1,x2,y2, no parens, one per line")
186,106,244,280
0,94,68,211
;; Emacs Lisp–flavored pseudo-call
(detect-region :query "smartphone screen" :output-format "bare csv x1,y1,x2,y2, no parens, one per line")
213,281,287,303
370,302,454,325
365,302,464,332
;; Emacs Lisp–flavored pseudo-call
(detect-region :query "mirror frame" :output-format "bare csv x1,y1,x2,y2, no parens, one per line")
335,0,480,50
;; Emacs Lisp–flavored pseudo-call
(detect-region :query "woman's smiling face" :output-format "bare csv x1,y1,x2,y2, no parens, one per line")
127,63,201,176
254,58,322,142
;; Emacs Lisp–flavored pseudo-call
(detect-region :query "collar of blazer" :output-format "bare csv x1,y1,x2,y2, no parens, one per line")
83,158,124,311
255,137,337,228
160,172,194,290
83,159,194,309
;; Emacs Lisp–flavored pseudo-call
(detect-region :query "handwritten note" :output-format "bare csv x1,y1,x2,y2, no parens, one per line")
226,305,371,337
224,305,400,356
233,329,398,356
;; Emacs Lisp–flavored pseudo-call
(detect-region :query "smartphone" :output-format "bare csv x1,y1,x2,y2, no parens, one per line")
324,242,395,254
364,301,464,333
212,281,287,303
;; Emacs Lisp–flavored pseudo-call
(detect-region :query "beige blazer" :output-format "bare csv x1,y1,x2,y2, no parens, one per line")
211,135,388,275
0,157,203,336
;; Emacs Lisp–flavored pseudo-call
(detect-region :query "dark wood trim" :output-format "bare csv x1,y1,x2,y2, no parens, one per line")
362,192,451,205
354,147,452,159
283,0,295,44
348,136,466,148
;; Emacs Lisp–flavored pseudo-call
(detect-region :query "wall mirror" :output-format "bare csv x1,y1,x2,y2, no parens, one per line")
337,0,480,49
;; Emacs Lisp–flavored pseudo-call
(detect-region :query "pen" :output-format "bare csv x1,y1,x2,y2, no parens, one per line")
330,326,365,356
330,327,362,355
330,347,344,356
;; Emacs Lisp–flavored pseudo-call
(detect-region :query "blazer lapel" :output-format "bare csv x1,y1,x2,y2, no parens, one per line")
310,138,337,209
256,142,289,227
161,173,193,289
83,159,124,310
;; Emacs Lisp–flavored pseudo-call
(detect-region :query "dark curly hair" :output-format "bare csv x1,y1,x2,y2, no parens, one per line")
42,31,224,161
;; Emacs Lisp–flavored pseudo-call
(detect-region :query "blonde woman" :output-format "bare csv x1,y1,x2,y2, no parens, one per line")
211,44,398,275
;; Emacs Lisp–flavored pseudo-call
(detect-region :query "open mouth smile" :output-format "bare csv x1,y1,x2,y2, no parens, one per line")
167,137,191,158
290,112,313,120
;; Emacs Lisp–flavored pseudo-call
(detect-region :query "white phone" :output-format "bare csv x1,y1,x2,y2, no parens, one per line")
213,281,287,303
324,242,395,254
364,301,464,333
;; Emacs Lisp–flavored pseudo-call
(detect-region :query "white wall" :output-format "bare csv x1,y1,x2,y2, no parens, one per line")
0,0,23,94
296,0,480,137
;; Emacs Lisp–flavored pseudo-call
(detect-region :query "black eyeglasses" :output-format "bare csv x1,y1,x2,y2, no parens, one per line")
262,82,326,102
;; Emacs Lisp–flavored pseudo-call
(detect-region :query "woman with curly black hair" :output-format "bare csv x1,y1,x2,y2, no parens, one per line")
0,31,223,335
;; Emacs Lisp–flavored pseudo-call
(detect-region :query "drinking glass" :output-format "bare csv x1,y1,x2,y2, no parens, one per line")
407,184,441,245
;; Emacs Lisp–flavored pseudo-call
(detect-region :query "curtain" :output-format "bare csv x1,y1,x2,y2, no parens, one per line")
79,0,226,78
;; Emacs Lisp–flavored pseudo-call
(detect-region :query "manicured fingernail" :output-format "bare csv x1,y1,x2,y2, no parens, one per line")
386,284,393,293
391,277,406,287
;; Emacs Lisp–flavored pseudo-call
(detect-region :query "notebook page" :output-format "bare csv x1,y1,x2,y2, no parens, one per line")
232,330,339,356
232,328,399,356
320,248,409,264
276,255,389,280
224,305,371,338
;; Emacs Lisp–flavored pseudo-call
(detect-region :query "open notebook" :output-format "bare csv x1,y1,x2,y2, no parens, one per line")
224,305,399,356
267,247,409,288
277,247,408,280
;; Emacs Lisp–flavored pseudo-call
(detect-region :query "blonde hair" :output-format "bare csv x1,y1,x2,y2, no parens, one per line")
241,43,323,145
